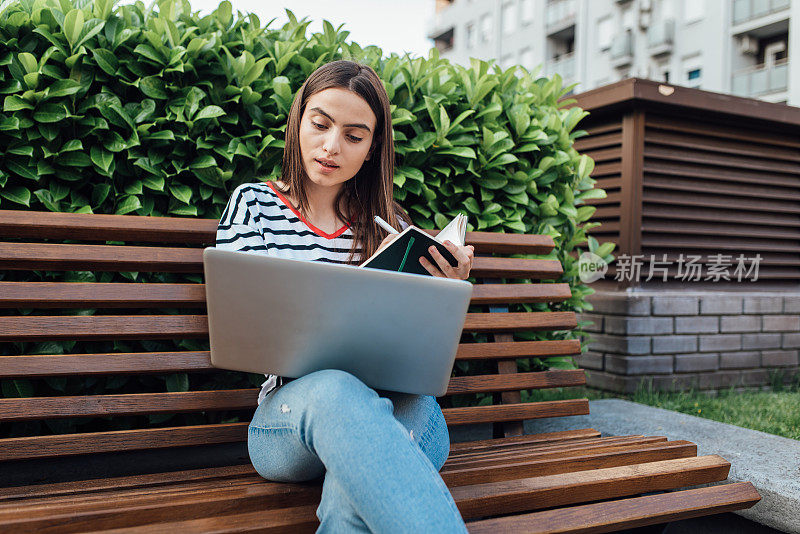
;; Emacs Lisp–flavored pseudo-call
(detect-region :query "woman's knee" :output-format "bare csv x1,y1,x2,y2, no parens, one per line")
299,369,378,407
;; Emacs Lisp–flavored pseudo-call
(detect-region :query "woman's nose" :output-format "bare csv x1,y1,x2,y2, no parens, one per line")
322,131,341,155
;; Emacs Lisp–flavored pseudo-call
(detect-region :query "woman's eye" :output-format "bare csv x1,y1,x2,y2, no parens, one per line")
311,122,326,130
347,134,363,142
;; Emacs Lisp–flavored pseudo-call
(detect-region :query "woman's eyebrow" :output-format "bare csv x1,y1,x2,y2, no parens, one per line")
309,107,371,132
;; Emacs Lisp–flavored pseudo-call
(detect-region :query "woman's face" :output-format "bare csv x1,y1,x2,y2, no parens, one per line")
298,87,378,190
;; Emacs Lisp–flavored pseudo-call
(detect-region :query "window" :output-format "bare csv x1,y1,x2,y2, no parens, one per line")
683,0,704,22
682,54,702,87
481,13,493,43
466,22,476,49
502,3,516,35
521,0,534,24
622,7,635,29
597,16,613,50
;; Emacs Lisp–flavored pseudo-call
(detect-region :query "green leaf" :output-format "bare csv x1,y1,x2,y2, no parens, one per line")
166,373,189,392
2,379,35,398
169,205,198,216
4,95,34,111
6,161,38,181
189,155,216,168
435,146,476,159
194,105,225,121
169,184,192,204
46,79,82,98
91,48,118,75
92,183,111,206
115,195,141,215
63,9,85,49
33,103,67,123
1,186,31,206
139,76,168,99
142,175,165,191
90,146,113,172
17,52,37,74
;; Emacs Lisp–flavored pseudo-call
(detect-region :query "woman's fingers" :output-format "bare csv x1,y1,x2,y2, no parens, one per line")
419,256,445,277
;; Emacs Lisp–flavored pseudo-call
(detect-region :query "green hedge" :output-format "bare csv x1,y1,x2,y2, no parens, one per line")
0,0,611,436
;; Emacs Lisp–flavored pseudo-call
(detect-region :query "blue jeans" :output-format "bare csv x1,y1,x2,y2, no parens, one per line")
247,369,468,533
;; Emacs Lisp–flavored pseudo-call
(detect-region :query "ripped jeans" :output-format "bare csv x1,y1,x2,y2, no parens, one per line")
247,369,468,533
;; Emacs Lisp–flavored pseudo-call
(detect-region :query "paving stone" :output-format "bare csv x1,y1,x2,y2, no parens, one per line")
574,351,603,370
652,335,697,354
761,350,799,367
652,296,699,316
700,295,743,315
785,296,800,314
587,334,651,355
719,351,761,370
762,315,800,332
720,315,761,333
674,353,719,373
698,334,741,352
578,313,604,333
583,370,641,393
740,369,770,386
782,333,800,350
588,292,651,316
743,296,783,314
605,354,673,375
525,399,800,534
675,316,718,334
697,370,743,389
742,333,782,350
604,316,673,335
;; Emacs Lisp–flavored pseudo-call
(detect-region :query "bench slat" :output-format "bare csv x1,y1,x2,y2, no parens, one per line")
0,390,257,422
0,372,586,421
0,401,587,460
0,341,582,377
442,400,589,426
445,370,585,395
0,243,563,278
0,312,576,341
448,429,600,454
37,484,761,534
450,455,732,519
0,281,572,308
465,482,762,533
456,339,581,360
0,456,734,530
0,423,250,461
0,210,556,254
441,441,699,486
446,436,668,465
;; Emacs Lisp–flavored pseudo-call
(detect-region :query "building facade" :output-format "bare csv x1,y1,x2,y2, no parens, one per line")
428,0,798,105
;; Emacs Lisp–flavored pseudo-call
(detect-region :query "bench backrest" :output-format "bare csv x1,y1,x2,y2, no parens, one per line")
0,209,587,463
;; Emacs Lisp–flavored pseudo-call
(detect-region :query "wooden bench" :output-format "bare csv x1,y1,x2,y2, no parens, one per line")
0,209,760,532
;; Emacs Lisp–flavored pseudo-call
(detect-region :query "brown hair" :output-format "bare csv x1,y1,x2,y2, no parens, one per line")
277,60,411,264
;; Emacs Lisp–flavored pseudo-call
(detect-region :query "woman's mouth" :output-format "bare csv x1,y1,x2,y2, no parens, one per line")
315,158,339,169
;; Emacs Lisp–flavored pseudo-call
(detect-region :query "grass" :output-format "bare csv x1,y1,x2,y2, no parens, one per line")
521,375,800,441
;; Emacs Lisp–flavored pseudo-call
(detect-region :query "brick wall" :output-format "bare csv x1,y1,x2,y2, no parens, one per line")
577,291,800,393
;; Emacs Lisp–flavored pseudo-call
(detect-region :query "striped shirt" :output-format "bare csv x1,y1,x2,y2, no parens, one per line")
215,180,407,405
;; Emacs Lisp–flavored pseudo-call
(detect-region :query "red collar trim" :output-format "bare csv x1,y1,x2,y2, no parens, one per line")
267,181,351,240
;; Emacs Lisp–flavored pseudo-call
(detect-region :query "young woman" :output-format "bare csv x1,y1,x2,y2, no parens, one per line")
216,60,474,532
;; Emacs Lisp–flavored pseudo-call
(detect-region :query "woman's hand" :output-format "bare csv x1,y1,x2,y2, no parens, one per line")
377,233,398,253
419,241,475,280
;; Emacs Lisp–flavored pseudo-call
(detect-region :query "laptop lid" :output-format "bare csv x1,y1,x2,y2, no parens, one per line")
202,248,473,396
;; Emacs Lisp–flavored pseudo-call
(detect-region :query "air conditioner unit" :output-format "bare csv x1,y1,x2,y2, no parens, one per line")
738,35,758,56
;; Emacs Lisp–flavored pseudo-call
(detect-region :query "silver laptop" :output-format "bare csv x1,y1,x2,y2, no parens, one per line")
203,248,473,396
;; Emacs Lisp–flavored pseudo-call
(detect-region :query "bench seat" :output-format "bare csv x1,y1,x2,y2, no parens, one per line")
0,209,760,532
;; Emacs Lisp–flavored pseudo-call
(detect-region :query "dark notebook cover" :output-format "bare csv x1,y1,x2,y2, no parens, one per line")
359,227,459,276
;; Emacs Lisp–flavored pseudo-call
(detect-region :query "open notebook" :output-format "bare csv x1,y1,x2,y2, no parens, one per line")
358,214,468,276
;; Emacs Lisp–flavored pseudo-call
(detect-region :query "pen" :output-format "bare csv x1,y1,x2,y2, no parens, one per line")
374,215,399,235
